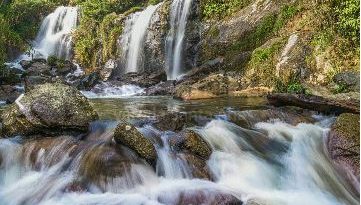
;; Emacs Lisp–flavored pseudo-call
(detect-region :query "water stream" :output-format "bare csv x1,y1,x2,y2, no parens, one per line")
0,97,358,205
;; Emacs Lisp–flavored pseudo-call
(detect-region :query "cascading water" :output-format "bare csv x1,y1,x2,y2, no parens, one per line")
120,4,161,73
33,6,78,60
165,0,193,80
0,109,358,205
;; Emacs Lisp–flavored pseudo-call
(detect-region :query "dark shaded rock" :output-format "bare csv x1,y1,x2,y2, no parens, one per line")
78,72,100,91
158,191,242,205
0,66,21,85
1,83,98,137
113,121,157,163
25,61,51,76
24,75,52,91
267,93,359,114
153,112,187,131
170,130,211,160
0,85,21,104
328,113,360,192
333,71,360,92
227,107,315,129
55,60,77,75
144,80,175,96
19,60,32,69
115,71,167,88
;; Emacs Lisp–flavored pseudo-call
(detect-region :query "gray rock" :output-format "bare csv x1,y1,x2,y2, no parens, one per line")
333,71,360,92
1,83,98,137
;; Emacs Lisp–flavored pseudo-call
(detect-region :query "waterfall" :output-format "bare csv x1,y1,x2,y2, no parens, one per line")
33,6,78,60
165,0,193,80
120,4,161,73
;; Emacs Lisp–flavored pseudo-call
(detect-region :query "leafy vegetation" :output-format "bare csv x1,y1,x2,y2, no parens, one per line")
201,0,251,19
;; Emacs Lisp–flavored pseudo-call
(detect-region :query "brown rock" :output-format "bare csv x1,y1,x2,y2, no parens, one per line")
267,93,359,114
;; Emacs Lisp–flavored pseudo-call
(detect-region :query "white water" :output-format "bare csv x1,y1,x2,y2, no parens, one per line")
81,83,144,98
120,4,161,73
0,115,358,204
165,0,193,80
33,6,78,60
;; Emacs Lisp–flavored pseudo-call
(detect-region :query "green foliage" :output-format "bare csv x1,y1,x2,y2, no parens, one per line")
287,82,305,94
333,0,359,44
201,0,251,19
273,5,299,33
231,14,277,52
148,0,161,5
333,83,348,94
47,55,58,66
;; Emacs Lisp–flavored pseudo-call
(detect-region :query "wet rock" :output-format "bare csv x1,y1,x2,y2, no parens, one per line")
328,113,360,192
115,71,167,87
100,59,116,81
333,71,360,92
267,93,359,114
19,60,32,69
113,121,157,163
54,60,77,75
144,80,175,96
153,112,187,131
0,66,21,85
158,191,242,205
0,85,21,104
170,130,211,160
181,153,211,179
1,83,98,137
77,72,100,91
227,107,315,129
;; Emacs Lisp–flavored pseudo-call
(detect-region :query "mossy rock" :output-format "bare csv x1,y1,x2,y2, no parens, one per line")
170,130,212,160
113,121,157,163
328,113,360,189
1,83,98,137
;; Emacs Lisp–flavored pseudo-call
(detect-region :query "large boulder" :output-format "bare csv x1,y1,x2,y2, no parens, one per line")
328,113,360,192
113,121,157,163
1,83,98,137
77,72,100,91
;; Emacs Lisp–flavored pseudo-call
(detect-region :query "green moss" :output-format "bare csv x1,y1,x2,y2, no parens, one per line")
247,39,285,87
333,113,360,144
273,5,299,33
286,82,305,94
201,0,252,20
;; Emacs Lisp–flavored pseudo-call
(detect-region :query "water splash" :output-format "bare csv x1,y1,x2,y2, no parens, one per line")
165,0,193,80
120,4,161,73
81,83,144,98
0,114,358,204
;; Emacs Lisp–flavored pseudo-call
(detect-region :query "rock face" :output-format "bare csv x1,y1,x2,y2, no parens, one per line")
113,121,157,163
1,83,98,137
158,191,242,205
328,113,360,192
267,93,360,114
114,71,167,87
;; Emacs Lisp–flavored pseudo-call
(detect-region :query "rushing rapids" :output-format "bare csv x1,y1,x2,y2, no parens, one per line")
0,99,358,205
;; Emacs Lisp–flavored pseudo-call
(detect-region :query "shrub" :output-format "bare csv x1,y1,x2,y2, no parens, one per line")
287,82,305,94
